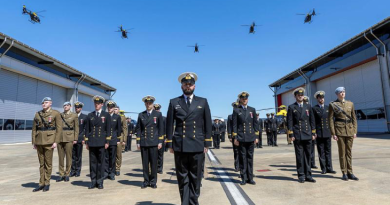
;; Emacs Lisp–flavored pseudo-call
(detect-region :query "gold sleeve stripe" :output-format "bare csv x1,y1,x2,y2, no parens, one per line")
288,130,293,134
233,133,237,136
312,130,316,133
84,138,89,141
255,132,259,135
106,136,112,140
159,136,164,140
166,140,172,143
205,139,213,141
136,138,141,140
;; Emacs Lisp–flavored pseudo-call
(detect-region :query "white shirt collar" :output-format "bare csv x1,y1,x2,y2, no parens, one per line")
297,102,303,107
96,109,102,114
241,105,247,109
147,109,153,115
77,112,81,117
184,94,194,103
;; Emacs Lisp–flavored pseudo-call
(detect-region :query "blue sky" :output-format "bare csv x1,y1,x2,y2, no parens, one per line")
1,0,389,118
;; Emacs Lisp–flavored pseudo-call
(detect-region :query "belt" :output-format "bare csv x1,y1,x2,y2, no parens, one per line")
37,127,56,131
63,128,74,130
335,118,351,123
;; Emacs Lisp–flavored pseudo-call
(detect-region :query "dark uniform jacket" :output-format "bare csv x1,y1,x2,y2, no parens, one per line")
162,116,167,140
136,110,164,147
127,122,135,135
232,106,259,142
287,102,315,141
312,105,331,138
32,108,62,145
220,121,226,133
109,113,122,146
212,123,221,135
258,118,263,133
227,114,233,139
77,113,88,143
166,95,212,152
268,117,278,132
85,110,111,147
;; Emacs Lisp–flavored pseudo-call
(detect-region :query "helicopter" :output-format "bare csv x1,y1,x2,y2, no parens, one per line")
297,9,317,24
241,22,260,34
116,25,133,39
22,5,45,24
188,43,205,53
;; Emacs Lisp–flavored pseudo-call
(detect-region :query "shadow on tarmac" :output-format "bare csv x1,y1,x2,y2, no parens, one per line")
21,182,39,189
71,180,90,187
135,201,175,205
117,179,143,187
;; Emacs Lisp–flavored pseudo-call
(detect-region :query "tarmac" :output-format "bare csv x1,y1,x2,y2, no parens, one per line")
0,133,389,205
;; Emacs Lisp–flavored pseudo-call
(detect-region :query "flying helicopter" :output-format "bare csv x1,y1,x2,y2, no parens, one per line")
22,5,45,24
116,25,134,39
241,22,260,34
188,43,205,53
297,9,317,24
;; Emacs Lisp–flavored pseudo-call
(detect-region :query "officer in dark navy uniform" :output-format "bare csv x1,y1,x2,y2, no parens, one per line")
312,91,336,174
212,119,221,149
136,96,164,189
70,101,87,177
303,96,318,169
154,103,166,174
227,101,240,172
166,72,212,205
269,113,278,147
125,117,135,152
256,113,263,148
84,95,111,189
264,113,272,146
287,88,316,183
220,119,226,143
232,91,259,185
104,100,122,180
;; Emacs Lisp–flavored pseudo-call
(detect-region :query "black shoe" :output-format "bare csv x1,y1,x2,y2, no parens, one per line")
327,170,337,174
141,184,148,189
32,186,44,192
88,184,97,189
98,184,104,189
151,184,157,189
122,151,125,153
321,170,327,174
259,146,263,148
240,180,246,185
116,171,120,176
75,173,81,177
342,174,349,181
64,176,69,182
298,178,305,183
158,171,163,174
109,176,115,180
312,165,318,169
70,172,75,177
348,174,359,181
56,177,65,182
248,180,256,185
238,175,241,178
42,185,50,192
234,169,239,172
274,144,278,147
305,178,316,183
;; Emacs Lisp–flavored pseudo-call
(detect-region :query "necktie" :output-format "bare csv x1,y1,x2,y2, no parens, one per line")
96,112,100,118
187,97,191,108
243,107,247,111
147,112,150,117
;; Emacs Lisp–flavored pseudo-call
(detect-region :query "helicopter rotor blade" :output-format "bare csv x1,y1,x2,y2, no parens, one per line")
241,25,250,26
35,10,46,14
296,14,306,15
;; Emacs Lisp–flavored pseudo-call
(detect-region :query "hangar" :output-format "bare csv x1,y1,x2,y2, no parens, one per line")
0,32,116,144
269,17,390,133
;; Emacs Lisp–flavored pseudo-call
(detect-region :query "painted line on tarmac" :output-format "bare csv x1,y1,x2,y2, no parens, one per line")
1,142,31,146
207,150,255,205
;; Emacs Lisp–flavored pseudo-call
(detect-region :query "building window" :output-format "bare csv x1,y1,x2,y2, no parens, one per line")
4,119,15,130
0,119,3,130
15,120,26,130
356,108,385,120
25,120,33,130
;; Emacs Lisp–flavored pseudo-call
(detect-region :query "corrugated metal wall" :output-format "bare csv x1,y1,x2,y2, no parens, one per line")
0,69,95,144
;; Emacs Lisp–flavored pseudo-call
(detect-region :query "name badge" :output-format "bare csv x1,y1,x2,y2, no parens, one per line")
101,117,105,123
